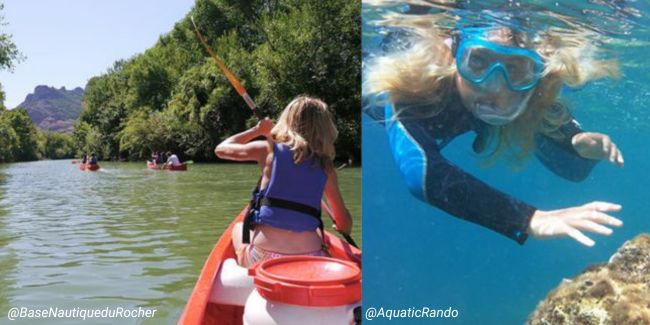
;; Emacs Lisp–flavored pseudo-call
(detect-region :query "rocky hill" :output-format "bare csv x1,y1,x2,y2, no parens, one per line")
15,85,83,133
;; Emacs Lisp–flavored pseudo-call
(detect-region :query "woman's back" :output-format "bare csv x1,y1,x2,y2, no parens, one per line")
255,143,326,232
251,142,326,254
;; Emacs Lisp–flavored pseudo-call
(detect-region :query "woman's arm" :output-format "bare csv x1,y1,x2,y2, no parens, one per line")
535,118,600,182
571,132,624,166
215,119,274,164
385,102,622,246
323,167,353,235
535,104,623,181
384,103,535,244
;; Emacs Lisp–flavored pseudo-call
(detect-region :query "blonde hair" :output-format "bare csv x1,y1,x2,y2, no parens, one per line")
271,96,338,169
365,12,620,164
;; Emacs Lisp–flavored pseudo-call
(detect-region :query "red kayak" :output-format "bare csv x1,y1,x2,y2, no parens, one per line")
148,161,187,171
164,163,187,171
79,163,99,171
147,161,160,170
178,208,361,325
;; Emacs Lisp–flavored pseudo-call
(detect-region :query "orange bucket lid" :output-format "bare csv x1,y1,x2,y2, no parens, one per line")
249,256,361,307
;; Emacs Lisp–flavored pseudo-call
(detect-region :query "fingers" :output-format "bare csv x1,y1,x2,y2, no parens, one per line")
532,201,623,247
583,201,622,213
601,135,611,154
616,149,624,167
570,219,613,236
569,202,625,246
607,142,623,167
608,142,617,163
584,210,623,227
601,136,624,167
566,227,595,247
600,136,617,164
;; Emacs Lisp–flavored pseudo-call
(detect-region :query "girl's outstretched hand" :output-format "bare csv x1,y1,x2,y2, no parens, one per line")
527,201,623,247
572,132,624,167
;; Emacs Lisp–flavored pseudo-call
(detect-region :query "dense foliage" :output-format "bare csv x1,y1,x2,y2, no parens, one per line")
76,0,361,163
0,107,76,162
0,3,29,162
0,3,21,73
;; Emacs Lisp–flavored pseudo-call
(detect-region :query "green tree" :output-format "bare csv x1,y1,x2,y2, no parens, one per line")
0,2,26,163
0,3,22,72
124,54,172,112
252,0,361,162
79,63,129,159
0,117,18,162
40,131,75,159
1,109,40,161
77,0,361,163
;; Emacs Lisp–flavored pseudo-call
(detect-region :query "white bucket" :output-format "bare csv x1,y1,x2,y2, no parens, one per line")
242,256,362,325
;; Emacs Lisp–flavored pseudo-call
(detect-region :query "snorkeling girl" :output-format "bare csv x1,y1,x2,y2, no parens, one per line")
215,96,353,267
365,23,624,247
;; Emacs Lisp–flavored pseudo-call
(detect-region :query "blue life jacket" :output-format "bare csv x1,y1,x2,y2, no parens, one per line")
242,143,326,243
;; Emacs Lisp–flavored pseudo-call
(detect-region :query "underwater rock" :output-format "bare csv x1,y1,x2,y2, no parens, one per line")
527,234,650,325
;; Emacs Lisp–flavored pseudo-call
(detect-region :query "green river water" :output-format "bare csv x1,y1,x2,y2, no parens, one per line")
0,159,361,324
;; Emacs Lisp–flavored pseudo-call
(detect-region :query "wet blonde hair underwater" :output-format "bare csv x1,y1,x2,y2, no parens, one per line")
364,13,620,164
271,96,338,170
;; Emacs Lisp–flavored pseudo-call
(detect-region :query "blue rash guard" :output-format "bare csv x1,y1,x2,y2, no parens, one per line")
364,92,598,244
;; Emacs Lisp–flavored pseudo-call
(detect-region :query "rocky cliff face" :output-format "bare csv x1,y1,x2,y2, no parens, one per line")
527,234,650,325
16,85,83,133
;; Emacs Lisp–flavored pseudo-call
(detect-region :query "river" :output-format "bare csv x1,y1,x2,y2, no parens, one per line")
0,159,361,324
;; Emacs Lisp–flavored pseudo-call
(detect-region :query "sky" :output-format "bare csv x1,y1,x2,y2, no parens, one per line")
0,0,195,108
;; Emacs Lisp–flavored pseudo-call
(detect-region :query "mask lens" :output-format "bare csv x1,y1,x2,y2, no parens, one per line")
457,40,542,91
463,47,492,78
503,55,537,88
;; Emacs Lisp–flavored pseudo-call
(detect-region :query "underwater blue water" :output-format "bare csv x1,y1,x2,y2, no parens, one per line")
362,1,650,324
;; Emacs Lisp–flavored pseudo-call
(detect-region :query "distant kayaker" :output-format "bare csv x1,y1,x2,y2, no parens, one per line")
364,21,624,246
216,96,353,267
89,153,98,165
81,155,88,164
159,152,167,164
150,151,159,165
165,151,182,167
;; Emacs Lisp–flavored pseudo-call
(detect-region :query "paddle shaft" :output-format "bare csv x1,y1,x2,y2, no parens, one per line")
190,16,260,119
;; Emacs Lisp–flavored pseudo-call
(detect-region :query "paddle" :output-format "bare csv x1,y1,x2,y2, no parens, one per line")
190,16,260,119
191,18,359,249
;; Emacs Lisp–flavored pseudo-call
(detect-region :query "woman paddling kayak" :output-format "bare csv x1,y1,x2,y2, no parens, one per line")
215,96,353,267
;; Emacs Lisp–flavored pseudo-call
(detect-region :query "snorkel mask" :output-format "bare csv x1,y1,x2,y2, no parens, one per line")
454,26,544,125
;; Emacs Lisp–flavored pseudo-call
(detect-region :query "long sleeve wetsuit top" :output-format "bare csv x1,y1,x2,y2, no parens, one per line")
364,92,598,244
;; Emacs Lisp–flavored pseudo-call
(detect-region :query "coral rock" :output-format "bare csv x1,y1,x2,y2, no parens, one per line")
527,234,650,325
